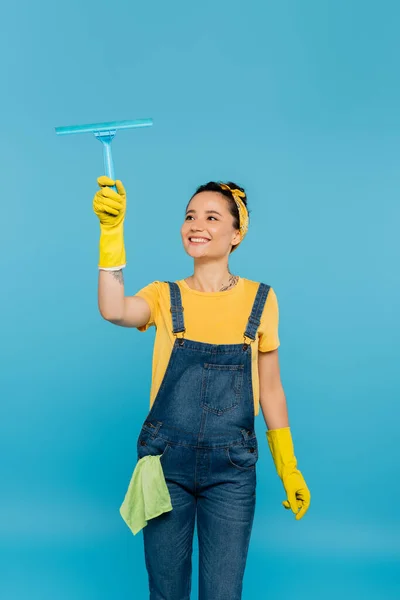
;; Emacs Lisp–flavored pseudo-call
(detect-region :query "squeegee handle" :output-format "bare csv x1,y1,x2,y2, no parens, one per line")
102,140,117,191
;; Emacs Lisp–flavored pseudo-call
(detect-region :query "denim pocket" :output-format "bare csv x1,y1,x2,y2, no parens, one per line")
226,438,259,471
200,363,244,415
136,428,170,461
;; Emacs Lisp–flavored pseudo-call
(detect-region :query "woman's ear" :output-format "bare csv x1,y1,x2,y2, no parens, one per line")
231,230,241,248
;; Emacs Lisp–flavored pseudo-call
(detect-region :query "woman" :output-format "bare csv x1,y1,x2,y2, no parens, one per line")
93,176,311,600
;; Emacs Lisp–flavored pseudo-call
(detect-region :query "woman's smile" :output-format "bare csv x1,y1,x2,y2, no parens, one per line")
188,236,210,245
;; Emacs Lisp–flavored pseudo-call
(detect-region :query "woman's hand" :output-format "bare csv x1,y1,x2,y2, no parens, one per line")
266,427,311,521
93,176,127,270
281,468,311,520
93,176,126,228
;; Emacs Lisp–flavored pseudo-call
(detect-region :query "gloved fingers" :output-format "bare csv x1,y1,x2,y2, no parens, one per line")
97,175,116,188
283,490,311,520
97,186,124,204
296,487,311,502
95,192,123,211
295,501,310,520
96,177,126,202
287,491,299,516
93,196,121,216
94,184,125,216
294,493,311,520
282,498,303,510
115,179,126,198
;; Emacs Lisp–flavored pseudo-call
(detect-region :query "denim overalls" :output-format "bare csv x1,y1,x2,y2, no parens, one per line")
136,281,270,600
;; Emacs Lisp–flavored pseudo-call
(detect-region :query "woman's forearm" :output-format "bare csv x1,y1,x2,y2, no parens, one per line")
259,383,289,430
98,269,125,320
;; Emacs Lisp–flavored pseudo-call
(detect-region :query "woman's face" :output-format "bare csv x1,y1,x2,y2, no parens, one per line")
181,191,240,258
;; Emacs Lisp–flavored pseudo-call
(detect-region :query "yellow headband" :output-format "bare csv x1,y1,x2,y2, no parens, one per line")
218,183,249,246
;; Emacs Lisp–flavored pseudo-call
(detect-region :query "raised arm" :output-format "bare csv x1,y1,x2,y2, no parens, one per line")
98,270,151,327
93,176,151,328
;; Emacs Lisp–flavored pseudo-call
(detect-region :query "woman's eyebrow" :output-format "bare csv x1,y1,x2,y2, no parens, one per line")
186,209,223,216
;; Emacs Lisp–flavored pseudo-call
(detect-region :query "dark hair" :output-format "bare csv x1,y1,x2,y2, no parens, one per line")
187,181,250,253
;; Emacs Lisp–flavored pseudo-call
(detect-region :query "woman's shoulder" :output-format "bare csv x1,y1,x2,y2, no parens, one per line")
241,277,275,294
241,278,279,316
136,280,181,301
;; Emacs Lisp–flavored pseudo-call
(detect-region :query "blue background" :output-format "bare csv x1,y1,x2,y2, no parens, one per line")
1,0,399,598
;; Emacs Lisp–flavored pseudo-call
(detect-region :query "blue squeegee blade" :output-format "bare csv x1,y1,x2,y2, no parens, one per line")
55,118,153,135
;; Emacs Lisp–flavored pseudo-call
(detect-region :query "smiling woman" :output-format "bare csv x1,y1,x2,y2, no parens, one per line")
183,180,249,255
93,176,311,600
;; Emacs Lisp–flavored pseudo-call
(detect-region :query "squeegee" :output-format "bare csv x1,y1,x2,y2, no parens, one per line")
55,118,153,189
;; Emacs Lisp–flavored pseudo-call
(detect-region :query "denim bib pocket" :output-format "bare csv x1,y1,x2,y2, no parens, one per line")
200,363,244,415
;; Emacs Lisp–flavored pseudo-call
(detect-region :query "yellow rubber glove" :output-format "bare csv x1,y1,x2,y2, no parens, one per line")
93,176,127,270
266,427,311,520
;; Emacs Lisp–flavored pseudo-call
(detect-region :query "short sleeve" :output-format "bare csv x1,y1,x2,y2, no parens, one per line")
258,286,280,352
134,281,161,332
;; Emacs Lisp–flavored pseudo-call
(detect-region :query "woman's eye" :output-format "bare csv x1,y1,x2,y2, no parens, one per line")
185,216,217,221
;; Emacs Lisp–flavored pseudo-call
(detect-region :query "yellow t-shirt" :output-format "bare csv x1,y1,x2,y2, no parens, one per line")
135,277,280,417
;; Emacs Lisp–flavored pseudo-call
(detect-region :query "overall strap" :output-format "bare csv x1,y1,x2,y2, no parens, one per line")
243,283,270,342
167,282,185,336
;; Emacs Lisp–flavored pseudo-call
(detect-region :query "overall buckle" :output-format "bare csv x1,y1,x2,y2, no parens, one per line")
242,334,254,351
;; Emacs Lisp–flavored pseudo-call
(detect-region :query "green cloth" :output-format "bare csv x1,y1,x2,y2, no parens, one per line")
119,454,173,535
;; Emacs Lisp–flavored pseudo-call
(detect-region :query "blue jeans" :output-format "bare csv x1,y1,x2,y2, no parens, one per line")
136,281,270,600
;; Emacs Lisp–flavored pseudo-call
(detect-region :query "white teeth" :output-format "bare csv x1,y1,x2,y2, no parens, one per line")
190,237,209,243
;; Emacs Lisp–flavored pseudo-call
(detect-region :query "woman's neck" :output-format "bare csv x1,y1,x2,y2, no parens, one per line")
184,271,239,293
